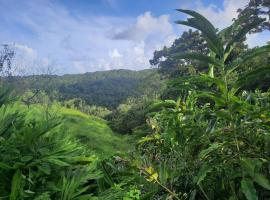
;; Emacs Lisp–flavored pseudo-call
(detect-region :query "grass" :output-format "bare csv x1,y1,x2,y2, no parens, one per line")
60,107,132,157
26,103,132,158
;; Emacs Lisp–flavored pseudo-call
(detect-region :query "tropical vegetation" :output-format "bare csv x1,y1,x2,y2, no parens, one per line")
0,2,270,200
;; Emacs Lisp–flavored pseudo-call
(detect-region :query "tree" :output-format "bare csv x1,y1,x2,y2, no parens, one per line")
108,95,156,134
150,30,209,78
0,44,15,81
237,0,270,32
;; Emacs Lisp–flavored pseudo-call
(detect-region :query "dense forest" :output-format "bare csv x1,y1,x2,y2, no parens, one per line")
11,69,164,109
0,0,270,199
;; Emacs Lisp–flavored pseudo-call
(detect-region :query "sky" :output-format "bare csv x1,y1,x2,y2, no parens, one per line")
0,0,269,75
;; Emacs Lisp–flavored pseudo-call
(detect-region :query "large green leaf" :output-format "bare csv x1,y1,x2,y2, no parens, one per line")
0,162,13,169
158,162,169,185
9,170,23,200
219,10,255,41
47,158,70,167
224,18,265,61
38,163,51,175
241,178,258,200
197,92,226,106
148,100,176,112
222,10,258,61
199,74,227,93
194,164,213,184
172,52,223,68
176,9,223,57
227,45,270,75
240,158,257,177
253,173,270,190
234,66,270,90
199,143,221,159
239,45,270,66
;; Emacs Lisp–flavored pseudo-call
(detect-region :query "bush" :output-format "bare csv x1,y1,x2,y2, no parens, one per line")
135,9,270,199
0,88,101,199
63,98,112,119
107,96,156,134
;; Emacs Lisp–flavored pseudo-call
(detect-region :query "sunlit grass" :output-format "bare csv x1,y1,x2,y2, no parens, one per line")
61,107,132,157
25,103,132,158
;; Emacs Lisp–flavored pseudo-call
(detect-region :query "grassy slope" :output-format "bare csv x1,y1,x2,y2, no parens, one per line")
26,104,132,158
60,107,132,157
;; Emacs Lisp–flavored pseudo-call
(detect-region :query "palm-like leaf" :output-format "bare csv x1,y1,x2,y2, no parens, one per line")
226,44,270,75
219,10,255,43
224,18,265,62
175,9,223,57
175,8,267,97
234,66,270,91
172,52,223,68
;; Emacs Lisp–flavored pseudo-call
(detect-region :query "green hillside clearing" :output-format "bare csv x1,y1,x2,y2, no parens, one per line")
60,107,131,157
26,104,132,158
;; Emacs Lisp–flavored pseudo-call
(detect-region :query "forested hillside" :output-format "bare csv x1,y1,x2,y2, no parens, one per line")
12,69,164,109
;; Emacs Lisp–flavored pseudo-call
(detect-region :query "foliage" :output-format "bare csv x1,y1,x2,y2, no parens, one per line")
150,29,209,79
0,44,15,77
237,0,270,32
0,88,103,199
63,98,112,119
1,5,270,200
140,90,270,199
0,85,134,199
12,69,164,109
107,95,157,135
136,8,270,199
150,28,248,100
59,105,131,157
236,45,270,91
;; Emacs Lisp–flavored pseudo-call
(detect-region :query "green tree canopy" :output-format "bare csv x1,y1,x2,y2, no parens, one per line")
237,0,270,32
150,30,209,78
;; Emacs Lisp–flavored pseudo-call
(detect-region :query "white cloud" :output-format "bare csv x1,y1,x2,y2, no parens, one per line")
0,1,178,74
111,12,173,41
183,0,248,29
184,0,249,28
11,43,55,75
107,12,176,70
2,0,267,75
109,48,123,58
14,43,37,59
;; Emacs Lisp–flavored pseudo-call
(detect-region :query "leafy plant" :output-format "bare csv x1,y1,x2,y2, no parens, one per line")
0,87,102,199
138,8,270,200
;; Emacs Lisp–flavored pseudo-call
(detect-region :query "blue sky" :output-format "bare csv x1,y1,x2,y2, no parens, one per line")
0,0,268,75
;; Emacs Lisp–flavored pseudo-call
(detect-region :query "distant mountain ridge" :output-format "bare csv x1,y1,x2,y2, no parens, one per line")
12,68,164,109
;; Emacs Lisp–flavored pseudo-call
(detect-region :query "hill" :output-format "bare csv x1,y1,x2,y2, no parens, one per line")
13,68,164,109
26,104,131,157
60,107,131,157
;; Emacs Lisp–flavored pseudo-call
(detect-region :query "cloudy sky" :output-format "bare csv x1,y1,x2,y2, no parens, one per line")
0,0,269,75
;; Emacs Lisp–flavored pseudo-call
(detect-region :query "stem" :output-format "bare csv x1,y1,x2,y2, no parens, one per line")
142,168,181,200
155,179,181,200
229,179,238,200
198,184,210,200
232,123,241,159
